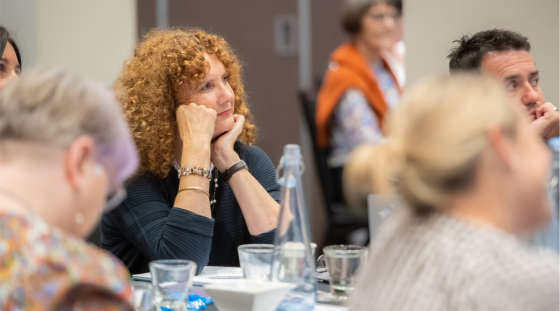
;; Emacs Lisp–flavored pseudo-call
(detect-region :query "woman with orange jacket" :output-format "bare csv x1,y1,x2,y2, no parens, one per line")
316,0,402,203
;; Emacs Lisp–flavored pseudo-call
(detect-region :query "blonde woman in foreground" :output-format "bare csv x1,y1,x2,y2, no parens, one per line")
345,73,559,311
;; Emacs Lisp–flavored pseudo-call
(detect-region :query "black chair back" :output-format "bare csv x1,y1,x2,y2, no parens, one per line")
298,91,337,213
299,89,369,245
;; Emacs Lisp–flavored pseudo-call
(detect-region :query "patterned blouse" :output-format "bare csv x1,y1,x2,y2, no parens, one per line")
350,210,559,311
0,210,132,310
329,61,400,167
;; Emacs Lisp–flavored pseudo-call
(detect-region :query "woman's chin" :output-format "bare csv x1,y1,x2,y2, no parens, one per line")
212,117,235,139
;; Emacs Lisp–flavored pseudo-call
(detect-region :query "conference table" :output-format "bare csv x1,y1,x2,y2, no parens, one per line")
201,281,344,311
132,274,346,311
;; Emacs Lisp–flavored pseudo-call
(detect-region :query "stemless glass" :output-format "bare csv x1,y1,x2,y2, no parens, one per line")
238,244,275,281
130,281,154,311
318,245,367,300
149,259,197,311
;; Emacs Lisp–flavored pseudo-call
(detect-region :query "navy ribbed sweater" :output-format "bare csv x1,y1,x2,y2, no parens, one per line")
101,142,280,274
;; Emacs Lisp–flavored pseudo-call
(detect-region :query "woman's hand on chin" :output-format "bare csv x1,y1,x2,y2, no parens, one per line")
211,114,244,172
176,103,216,146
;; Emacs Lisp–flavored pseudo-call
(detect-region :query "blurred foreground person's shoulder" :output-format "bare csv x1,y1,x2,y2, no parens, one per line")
53,283,133,311
0,211,132,310
351,210,558,311
347,73,558,311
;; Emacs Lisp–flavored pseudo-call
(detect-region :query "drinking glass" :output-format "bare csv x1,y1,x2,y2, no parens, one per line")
318,245,367,300
130,281,154,311
238,244,275,281
238,243,318,282
149,259,197,311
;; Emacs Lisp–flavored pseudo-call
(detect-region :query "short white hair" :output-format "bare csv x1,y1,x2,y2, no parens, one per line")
0,68,138,183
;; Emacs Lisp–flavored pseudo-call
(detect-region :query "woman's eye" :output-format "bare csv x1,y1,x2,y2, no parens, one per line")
0,64,5,72
222,75,229,83
200,83,212,91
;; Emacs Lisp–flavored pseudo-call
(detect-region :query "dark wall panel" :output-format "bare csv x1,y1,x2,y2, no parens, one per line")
168,0,300,165
137,0,156,38
312,0,347,83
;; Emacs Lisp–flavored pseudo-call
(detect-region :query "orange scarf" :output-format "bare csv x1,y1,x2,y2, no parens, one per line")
316,43,400,147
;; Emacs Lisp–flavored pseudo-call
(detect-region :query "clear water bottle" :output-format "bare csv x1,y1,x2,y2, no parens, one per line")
271,144,317,311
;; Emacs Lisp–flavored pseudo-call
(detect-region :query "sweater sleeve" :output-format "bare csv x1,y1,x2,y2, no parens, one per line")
104,176,214,275
250,228,276,244
236,143,281,244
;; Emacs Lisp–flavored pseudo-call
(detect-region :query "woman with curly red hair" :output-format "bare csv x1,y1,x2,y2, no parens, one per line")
101,28,280,274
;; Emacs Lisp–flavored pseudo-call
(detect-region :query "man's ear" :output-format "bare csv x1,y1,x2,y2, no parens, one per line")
65,136,96,191
487,126,518,172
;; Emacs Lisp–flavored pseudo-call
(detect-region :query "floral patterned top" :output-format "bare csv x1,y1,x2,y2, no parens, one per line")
328,61,400,167
0,210,132,310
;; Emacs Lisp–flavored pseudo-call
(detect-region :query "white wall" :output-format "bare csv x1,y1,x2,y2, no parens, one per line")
1,0,137,85
0,0,37,67
404,0,559,106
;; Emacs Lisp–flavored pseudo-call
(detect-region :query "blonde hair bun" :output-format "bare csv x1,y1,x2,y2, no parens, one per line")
344,73,518,213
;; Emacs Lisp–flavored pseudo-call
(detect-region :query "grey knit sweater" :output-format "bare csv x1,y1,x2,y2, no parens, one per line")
350,210,559,311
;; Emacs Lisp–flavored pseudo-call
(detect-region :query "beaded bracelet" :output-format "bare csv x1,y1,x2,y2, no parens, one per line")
178,166,213,180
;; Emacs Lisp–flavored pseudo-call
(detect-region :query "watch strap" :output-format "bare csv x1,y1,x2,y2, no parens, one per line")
222,160,248,183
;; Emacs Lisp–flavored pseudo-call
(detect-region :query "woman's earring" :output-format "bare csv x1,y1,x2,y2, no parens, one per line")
75,213,84,224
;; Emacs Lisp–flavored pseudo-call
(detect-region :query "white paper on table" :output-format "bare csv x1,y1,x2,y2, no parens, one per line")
132,266,243,286
313,304,348,311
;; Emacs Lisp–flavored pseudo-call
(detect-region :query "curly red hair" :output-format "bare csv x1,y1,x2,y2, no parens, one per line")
115,28,257,178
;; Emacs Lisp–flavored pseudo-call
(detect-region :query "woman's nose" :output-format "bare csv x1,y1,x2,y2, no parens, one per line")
384,15,395,29
217,82,234,105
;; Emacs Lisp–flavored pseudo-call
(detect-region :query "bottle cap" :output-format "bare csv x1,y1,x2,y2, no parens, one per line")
283,144,301,157
283,144,302,166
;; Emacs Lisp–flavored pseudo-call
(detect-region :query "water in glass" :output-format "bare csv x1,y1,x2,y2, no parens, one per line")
149,259,196,311
130,281,154,311
238,244,274,281
322,245,367,300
